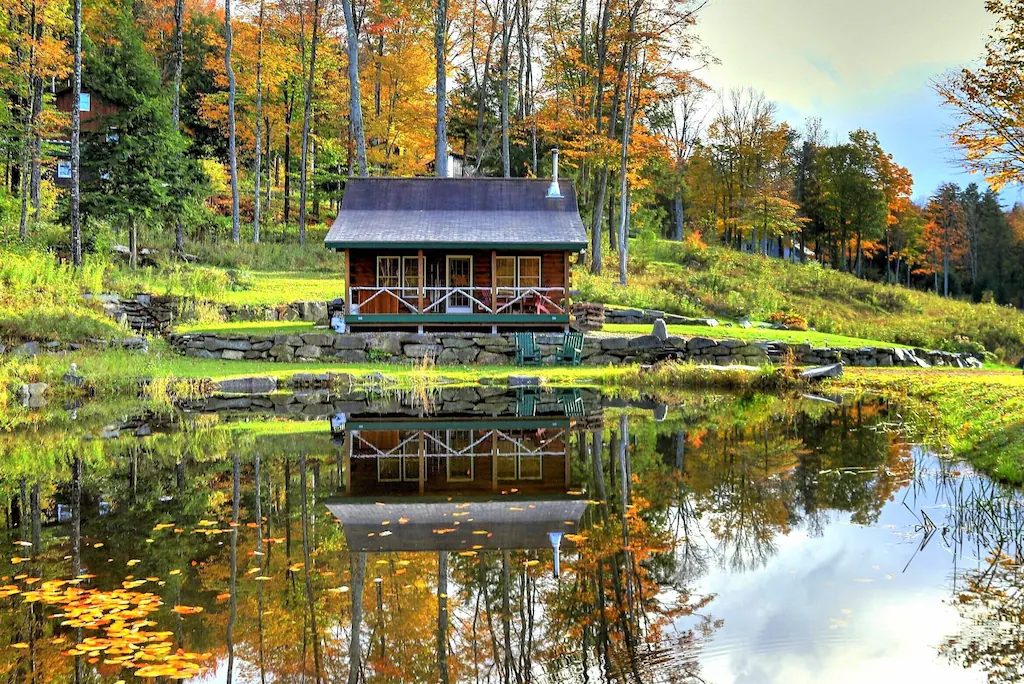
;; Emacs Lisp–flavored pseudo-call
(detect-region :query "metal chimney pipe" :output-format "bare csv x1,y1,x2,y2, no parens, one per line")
547,148,563,199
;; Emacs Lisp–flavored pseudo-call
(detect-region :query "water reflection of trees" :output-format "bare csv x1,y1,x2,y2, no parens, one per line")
0,394,925,682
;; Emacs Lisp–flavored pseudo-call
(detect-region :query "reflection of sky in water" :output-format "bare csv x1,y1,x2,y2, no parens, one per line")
685,452,988,684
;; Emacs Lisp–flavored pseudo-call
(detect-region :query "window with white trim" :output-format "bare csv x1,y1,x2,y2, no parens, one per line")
495,256,516,289
518,256,541,290
376,256,400,289
79,93,91,112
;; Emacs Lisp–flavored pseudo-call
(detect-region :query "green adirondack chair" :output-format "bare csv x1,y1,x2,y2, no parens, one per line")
557,388,585,417
516,387,538,417
514,332,541,366
557,331,585,366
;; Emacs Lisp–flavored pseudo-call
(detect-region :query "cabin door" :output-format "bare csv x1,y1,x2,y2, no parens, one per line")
446,256,473,313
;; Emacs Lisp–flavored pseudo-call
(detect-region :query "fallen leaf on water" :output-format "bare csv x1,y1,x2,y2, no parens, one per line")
11,643,28,649
169,570,181,576
126,560,142,567
289,563,305,572
13,541,31,547
216,593,231,601
398,517,410,524
380,531,393,537
93,543,104,548
254,576,271,581
171,605,204,615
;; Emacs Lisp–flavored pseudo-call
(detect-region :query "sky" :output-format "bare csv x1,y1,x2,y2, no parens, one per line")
695,0,1023,205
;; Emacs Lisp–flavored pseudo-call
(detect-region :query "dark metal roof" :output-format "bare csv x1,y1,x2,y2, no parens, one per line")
324,177,588,251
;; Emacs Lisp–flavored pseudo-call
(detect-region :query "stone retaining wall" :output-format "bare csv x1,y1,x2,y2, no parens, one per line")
168,330,984,369
604,307,719,327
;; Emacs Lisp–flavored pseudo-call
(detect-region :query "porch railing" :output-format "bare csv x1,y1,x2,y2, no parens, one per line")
349,286,566,315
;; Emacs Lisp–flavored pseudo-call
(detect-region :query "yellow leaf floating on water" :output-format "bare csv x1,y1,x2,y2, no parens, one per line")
171,605,204,615
328,586,350,594
289,563,305,572
13,541,32,547
254,576,271,581
168,570,181,576
94,543,104,548
398,517,410,524
11,557,26,564
247,568,261,575
379,531,393,537
524,560,540,567
11,643,28,649
126,560,141,567
197,520,217,527
216,593,231,601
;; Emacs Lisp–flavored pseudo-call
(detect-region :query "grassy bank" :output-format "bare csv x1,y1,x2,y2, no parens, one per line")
833,368,1024,484
580,240,1024,362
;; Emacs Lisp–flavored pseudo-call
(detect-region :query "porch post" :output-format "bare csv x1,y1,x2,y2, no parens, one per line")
344,248,351,331
563,250,571,332
491,249,498,334
418,249,425,313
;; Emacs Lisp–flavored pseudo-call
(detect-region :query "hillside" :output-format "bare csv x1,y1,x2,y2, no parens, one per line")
576,239,1024,363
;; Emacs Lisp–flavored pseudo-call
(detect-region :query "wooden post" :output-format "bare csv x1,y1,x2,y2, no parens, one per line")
491,250,498,314
344,248,351,316
418,249,425,314
491,430,498,491
345,433,352,495
563,250,570,313
418,431,425,495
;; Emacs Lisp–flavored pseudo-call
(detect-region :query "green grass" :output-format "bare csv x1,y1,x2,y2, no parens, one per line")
211,270,344,306
578,239,1024,362
604,323,913,349
173,320,318,336
833,368,1024,485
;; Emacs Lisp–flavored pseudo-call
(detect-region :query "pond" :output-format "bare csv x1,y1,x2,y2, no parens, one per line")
0,387,1020,682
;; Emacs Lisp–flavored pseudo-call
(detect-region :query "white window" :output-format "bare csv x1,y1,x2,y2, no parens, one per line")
376,256,400,289
57,161,71,179
518,257,541,290
79,93,91,112
495,256,516,290
402,256,420,293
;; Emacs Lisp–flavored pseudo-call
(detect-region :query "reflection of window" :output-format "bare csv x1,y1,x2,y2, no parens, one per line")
57,161,71,179
496,455,543,480
79,93,91,112
378,456,420,482
447,455,474,481
377,256,400,288
495,257,516,289
106,128,119,143
519,257,541,289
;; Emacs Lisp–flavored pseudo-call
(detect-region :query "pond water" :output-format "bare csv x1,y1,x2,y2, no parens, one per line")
1,388,1021,683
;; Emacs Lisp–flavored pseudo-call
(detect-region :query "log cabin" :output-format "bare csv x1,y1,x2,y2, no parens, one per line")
324,158,588,333
52,83,118,188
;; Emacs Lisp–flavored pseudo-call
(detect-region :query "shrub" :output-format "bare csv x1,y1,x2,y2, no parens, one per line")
767,312,809,331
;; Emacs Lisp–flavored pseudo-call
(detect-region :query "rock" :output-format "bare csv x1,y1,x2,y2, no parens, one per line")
441,336,477,348
295,345,323,359
63,363,86,388
800,363,844,381
652,319,668,341
205,397,252,411
186,349,220,360
366,335,402,355
627,335,663,350
301,333,335,347
204,337,251,352
476,351,508,365
299,301,328,322
404,343,441,359
20,382,48,408
273,334,304,347
705,319,720,327
687,336,717,351
122,337,149,353
214,376,278,394
401,333,438,345
738,316,752,329
439,347,479,365
11,341,40,357
296,390,329,405
270,345,295,362
334,350,367,363
600,337,630,351
508,375,545,387
251,340,274,352
221,350,246,361
334,335,368,350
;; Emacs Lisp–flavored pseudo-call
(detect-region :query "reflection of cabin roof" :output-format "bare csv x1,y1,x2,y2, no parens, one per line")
324,178,588,251
325,497,588,552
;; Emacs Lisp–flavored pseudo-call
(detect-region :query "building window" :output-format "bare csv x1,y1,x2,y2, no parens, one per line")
518,257,541,290
402,256,420,294
57,161,72,179
376,256,400,289
495,257,516,290
79,93,91,112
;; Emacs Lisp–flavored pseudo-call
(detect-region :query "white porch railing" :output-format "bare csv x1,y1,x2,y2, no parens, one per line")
349,286,566,315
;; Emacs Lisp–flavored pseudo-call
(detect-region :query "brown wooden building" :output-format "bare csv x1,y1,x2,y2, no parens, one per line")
324,175,588,332
51,85,119,188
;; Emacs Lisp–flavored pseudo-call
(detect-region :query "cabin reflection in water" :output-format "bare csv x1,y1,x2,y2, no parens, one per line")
326,409,593,558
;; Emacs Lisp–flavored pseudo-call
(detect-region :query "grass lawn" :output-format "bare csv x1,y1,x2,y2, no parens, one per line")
173,320,319,336
214,270,344,306
603,323,914,349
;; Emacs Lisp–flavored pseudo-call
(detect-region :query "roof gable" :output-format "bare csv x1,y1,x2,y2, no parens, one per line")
324,178,588,251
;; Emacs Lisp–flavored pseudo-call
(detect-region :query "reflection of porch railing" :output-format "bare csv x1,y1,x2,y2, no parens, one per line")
349,286,566,315
350,429,567,459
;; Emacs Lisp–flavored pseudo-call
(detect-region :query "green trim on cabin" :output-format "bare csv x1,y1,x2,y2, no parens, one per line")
346,418,573,431
346,313,570,324
325,241,586,252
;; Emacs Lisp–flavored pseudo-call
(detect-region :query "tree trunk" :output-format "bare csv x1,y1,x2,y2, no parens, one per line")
172,0,185,251
437,551,449,683
252,0,265,243
618,42,636,287
673,191,683,240
284,89,293,224
29,9,42,223
499,0,510,177
129,218,138,269
298,0,321,248
341,0,367,176
70,0,83,267
348,552,366,684
225,0,240,243
434,0,448,177
590,170,607,274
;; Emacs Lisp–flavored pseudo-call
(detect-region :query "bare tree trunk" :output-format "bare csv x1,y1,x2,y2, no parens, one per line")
70,0,83,266
29,3,42,223
618,55,634,287
172,0,185,251
284,86,293,223
499,0,510,177
341,0,367,176
252,0,265,243
437,551,449,683
18,105,30,240
298,0,322,247
673,191,683,240
225,0,240,243
348,552,366,684
434,0,449,177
